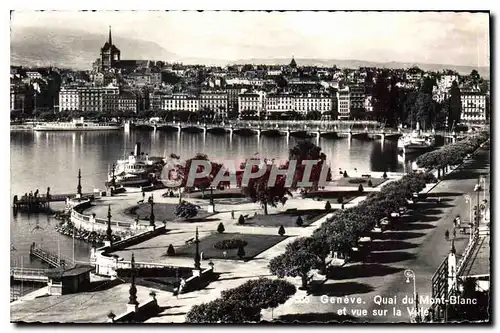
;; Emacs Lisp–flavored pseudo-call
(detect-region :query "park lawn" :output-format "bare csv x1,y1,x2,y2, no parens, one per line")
332,177,387,188
241,212,326,228
174,233,288,260
128,202,213,222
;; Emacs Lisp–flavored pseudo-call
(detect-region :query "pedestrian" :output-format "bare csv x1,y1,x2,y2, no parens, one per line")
142,191,145,200
445,230,450,241
231,210,234,219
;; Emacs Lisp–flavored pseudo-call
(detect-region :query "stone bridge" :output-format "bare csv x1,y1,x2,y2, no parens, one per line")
130,120,405,140
129,120,467,141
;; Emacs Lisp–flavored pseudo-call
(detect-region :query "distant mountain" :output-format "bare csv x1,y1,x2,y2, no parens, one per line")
231,58,490,78
10,27,178,70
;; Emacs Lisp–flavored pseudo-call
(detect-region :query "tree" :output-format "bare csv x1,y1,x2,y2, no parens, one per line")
237,246,246,259
325,201,332,211
287,236,330,274
268,246,320,289
278,225,286,236
296,216,304,227
174,201,199,220
448,80,462,128
288,141,331,193
221,278,296,317
239,158,292,215
358,184,364,193
166,244,176,256
186,298,261,323
382,171,388,179
217,222,225,234
238,215,245,225
415,78,435,130
179,154,224,196
367,179,373,187
337,196,344,204
343,170,348,178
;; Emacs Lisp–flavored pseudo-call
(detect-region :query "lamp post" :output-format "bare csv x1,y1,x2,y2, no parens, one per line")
149,195,155,228
464,195,472,242
404,269,421,322
480,176,487,203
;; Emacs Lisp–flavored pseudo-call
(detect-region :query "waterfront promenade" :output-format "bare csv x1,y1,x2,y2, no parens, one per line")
10,147,489,323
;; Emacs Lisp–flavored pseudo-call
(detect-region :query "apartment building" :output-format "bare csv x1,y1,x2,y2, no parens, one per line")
199,90,229,118
162,93,200,112
461,92,488,123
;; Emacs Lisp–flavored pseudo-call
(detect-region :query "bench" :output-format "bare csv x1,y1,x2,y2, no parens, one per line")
361,174,371,179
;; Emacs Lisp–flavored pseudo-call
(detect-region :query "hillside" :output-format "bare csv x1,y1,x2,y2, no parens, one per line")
10,27,178,69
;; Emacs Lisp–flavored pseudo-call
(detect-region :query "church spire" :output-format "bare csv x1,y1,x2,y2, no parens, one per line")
108,25,112,46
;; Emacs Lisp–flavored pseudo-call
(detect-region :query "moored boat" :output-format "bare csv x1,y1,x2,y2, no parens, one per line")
34,117,122,131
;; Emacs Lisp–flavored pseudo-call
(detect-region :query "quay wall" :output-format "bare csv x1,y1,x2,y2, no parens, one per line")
70,199,148,232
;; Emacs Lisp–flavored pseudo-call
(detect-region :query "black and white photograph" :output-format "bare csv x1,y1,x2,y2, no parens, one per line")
9,9,491,324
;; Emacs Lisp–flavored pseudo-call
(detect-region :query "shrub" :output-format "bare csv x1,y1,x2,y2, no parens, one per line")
238,215,245,225
278,225,286,236
367,179,373,187
217,222,225,234
383,171,388,179
296,216,304,227
214,238,248,250
166,244,175,256
358,184,364,193
343,170,348,178
325,201,332,211
337,196,344,204
237,246,246,259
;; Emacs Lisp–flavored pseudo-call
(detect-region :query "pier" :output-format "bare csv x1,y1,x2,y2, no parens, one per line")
29,243,71,268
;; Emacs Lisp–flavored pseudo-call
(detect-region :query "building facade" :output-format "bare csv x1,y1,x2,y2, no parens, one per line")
118,91,139,113
461,92,488,123
59,87,80,111
238,91,266,117
265,93,295,114
199,91,228,119
294,93,332,115
337,87,350,120
162,94,200,112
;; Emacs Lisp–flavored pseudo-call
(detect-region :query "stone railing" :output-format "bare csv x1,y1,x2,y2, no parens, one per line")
109,296,160,323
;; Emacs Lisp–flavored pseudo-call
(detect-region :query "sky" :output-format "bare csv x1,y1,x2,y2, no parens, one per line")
10,11,490,67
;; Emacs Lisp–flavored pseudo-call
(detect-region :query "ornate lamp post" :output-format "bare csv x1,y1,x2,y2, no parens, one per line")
404,269,421,322
194,227,201,271
127,253,138,311
106,205,113,246
464,195,472,242
77,169,82,197
148,195,155,228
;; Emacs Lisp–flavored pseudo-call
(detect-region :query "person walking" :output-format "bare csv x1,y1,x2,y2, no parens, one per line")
445,229,450,241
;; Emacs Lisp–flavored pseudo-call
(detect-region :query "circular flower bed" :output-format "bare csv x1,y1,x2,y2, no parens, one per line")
213,238,248,250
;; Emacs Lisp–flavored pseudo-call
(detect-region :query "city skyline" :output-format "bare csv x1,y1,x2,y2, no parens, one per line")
11,11,490,68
